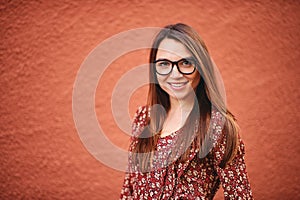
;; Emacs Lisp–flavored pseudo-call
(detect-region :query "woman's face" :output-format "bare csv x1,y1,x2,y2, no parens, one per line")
155,38,200,101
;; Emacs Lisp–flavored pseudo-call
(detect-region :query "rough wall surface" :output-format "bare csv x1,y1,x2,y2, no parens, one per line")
1,0,299,199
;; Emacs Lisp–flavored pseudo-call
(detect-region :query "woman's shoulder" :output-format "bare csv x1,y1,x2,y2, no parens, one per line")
131,105,150,137
210,106,247,166
128,105,150,151
209,106,226,140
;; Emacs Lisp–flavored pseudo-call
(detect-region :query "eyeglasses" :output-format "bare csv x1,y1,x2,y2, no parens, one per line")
154,57,196,75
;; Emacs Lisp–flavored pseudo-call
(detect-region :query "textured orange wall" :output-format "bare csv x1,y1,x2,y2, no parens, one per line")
1,0,299,199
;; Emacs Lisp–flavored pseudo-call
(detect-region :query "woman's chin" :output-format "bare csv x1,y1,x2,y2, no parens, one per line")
168,91,195,102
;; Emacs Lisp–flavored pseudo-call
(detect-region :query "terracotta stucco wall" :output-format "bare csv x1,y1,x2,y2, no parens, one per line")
1,0,299,199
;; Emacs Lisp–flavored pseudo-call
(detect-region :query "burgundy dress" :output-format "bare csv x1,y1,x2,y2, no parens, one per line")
120,106,253,199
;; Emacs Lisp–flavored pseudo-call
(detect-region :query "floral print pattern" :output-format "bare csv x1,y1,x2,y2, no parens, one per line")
120,106,253,199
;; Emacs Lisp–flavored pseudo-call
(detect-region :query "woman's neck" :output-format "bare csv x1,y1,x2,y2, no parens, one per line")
169,94,195,115
160,95,195,137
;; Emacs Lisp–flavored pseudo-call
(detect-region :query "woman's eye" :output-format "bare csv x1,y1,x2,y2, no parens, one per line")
182,60,192,66
158,61,170,67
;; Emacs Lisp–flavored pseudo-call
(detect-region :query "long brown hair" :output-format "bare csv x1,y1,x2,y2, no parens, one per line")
132,23,238,172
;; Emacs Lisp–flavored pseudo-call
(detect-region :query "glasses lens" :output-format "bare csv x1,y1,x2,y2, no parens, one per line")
155,60,172,75
178,59,195,74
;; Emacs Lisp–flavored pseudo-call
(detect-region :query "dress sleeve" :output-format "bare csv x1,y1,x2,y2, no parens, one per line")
120,106,149,200
212,112,254,199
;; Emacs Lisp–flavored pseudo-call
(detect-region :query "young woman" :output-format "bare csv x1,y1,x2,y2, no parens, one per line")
120,23,253,199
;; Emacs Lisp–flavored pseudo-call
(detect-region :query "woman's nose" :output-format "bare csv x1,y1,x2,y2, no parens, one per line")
170,65,183,78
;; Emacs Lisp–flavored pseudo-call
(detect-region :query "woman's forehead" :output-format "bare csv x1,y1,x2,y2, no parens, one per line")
156,38,192,60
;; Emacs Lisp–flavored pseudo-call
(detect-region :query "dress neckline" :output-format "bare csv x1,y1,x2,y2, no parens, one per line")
159,130,179,139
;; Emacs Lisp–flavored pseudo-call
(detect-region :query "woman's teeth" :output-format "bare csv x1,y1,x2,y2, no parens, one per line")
169,82,187,88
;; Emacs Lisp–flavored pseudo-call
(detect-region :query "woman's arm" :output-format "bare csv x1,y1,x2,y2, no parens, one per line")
212,127,254,199
120,169,134,199
120,106,149,200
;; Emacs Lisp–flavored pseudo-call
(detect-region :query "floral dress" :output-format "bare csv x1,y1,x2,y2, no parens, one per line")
120,106,253,199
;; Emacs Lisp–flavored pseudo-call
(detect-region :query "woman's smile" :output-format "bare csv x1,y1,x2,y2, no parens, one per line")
167,81,189,90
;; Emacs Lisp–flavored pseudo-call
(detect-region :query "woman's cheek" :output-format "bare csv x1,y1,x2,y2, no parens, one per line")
157,76,167,90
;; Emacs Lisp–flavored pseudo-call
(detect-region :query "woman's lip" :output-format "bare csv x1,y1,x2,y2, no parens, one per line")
167,81,189,90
